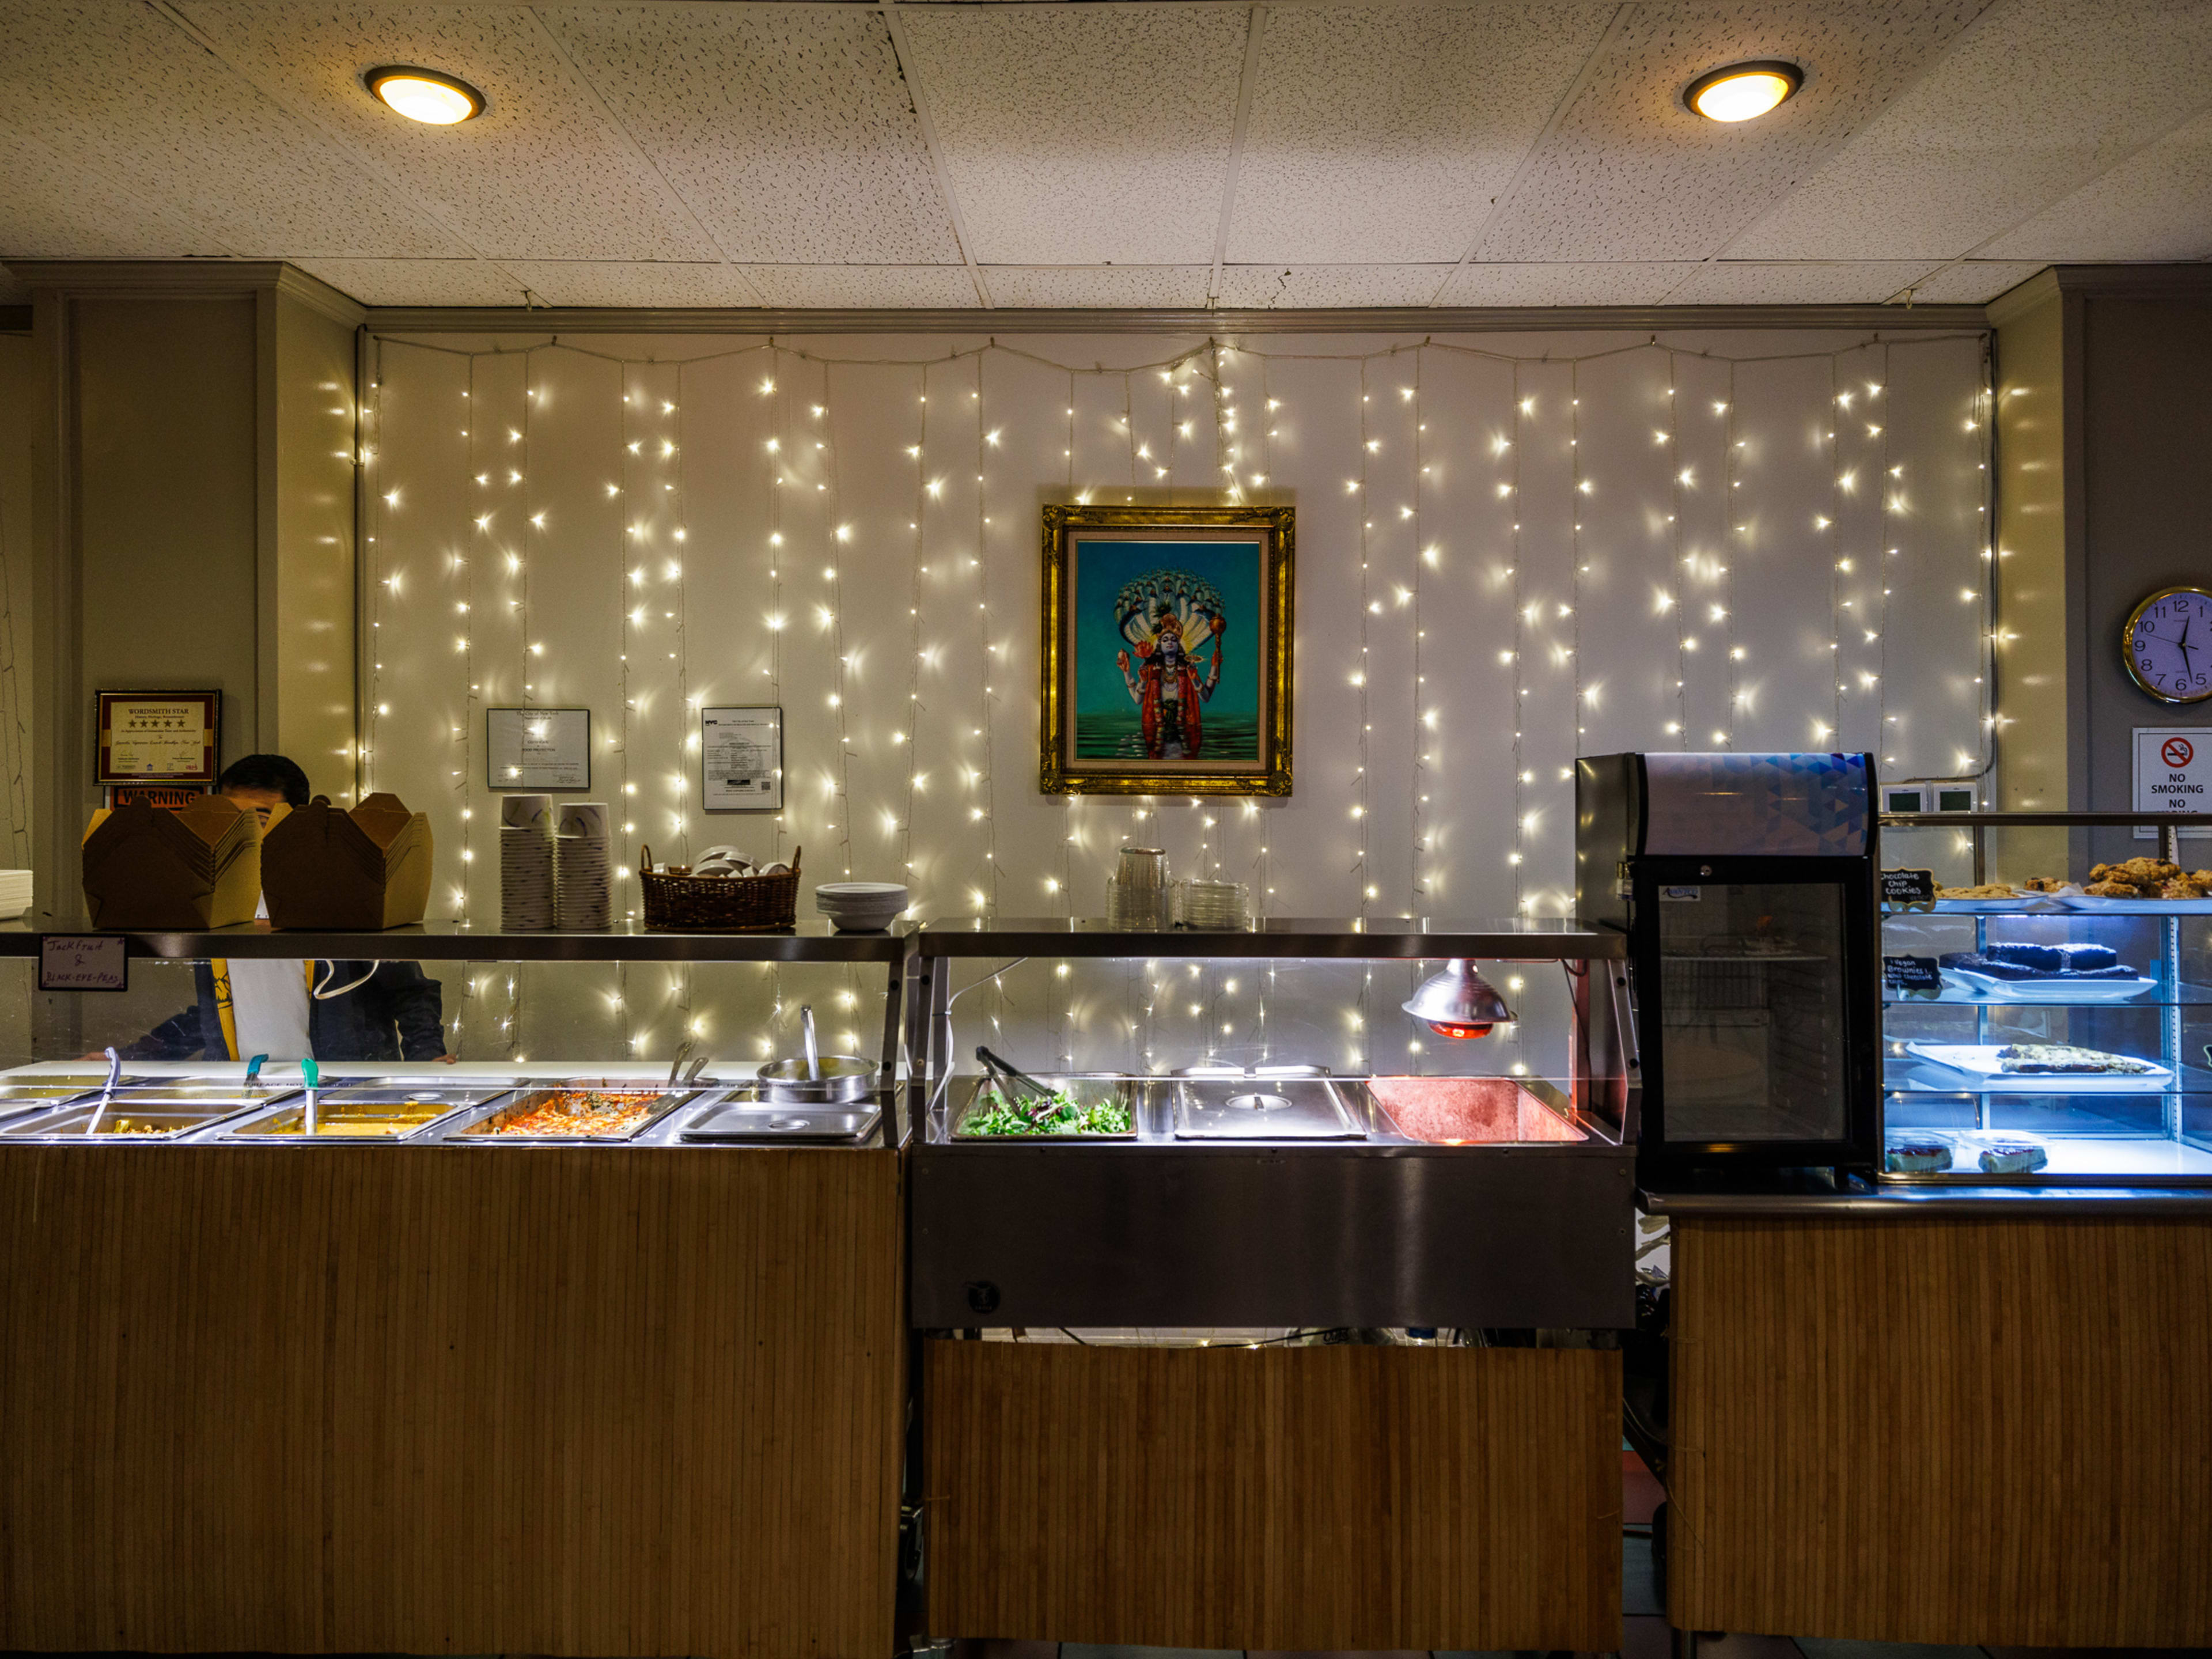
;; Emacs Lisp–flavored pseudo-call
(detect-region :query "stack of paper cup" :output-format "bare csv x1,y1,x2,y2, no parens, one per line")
499,794,556,931
555,802,612,931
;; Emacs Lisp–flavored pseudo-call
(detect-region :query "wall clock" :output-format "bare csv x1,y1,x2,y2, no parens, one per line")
2123,585,2212,704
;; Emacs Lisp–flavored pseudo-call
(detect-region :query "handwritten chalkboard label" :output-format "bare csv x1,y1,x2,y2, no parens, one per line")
1881,868,1937,905
1883,955,1943,993
40,936,127,993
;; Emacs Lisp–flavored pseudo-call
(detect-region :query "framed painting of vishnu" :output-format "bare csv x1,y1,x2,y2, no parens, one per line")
1039,503,1293,796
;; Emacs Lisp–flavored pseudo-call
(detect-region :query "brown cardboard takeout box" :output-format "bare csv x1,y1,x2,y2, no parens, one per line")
81,794,264,930
260,793,434,930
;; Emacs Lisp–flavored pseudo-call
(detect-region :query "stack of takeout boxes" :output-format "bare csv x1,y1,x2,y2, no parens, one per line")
81,794,263,929
261,793,433,930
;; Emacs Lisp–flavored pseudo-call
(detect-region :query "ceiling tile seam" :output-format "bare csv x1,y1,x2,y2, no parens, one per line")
1691,0,2015,289
525,7,766,306
150,0,531,302
0,110,245,262
1650,257,1952,308
1205,5,1267,309
1946,83,2212,267
1430,1,1636,305
881,4,993,309
1869,70,2212,306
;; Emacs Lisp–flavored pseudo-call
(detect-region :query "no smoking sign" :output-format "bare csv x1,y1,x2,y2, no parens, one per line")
2135,727,2212,838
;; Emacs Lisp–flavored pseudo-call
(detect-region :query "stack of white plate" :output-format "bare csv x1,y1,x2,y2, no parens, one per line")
813,882,910,933
555,802,612,930
0,869,31,922
499,794,556,931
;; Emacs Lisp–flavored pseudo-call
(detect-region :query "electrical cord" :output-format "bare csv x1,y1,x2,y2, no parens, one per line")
312,960,380,1000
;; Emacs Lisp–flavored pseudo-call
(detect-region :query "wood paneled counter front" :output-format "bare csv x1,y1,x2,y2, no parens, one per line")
923,1337,1622,1651
1666,1203,2212,1647
0,1143,904,1658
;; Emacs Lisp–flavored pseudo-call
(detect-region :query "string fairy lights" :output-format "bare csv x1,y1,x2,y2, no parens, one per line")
360,327,1990,1073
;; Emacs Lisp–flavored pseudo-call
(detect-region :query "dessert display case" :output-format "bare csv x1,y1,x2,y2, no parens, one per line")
907,917,1638,1330
1880,810,2212,1184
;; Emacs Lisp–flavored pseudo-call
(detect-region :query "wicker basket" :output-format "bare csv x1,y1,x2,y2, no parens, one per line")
638,844,801,932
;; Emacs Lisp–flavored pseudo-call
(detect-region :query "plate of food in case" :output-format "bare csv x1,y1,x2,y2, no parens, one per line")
1924,882,2070,913
1883,1133,2051,1176
1902,1041,2171,1089
1937,942,2158,1003
2040,860,2212,911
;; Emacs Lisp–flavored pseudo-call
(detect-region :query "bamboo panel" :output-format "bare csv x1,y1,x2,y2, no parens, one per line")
923,1339,1619,1650
1671,1214,2212,1645
0,1145,903,1658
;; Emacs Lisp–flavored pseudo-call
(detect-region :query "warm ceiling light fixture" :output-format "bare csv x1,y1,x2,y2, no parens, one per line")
365,66,484,125
1685,59,1803,122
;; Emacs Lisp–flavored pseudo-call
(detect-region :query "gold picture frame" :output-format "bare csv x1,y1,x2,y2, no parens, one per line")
1040,503,1294,796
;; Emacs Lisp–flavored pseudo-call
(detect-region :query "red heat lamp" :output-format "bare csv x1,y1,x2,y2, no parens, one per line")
1400,959,1515,1040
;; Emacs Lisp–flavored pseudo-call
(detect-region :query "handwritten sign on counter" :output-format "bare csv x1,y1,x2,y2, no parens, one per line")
40,936,127,993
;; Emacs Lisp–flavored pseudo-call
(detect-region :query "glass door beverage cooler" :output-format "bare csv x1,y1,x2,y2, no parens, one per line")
1578,752,1880,1183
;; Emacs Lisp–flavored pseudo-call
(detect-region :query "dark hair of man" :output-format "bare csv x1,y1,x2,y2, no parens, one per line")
217,753,312,808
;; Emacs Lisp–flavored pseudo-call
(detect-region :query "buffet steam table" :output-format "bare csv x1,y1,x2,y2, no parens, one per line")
0,921,907,1659
906,918,1640,1653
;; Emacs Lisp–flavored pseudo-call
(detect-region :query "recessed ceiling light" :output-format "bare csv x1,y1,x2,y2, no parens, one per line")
365,66,484,125
1685,60,1802,122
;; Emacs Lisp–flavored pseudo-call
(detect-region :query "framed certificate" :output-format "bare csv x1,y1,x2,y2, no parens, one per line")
702,706,783,811
486,707,590,790
96,690,220,786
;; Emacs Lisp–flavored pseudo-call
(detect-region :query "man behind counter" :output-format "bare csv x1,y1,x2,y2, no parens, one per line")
118,754,450,1064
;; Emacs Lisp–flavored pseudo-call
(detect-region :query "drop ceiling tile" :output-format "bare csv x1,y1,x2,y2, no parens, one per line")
499,262,763,308
1475,2,1986,263
1214,264,1453,308
1226,4,1616,264
984,266,1210,307
539,7,961,264
294,258,533,308
184,3,717,262
0,1,459,259
740,265,980,308
1897,260,2048,304
1733,0,2212,260
1437,262,1698,306
0,122,220,257
899,8,1249,264
1662,260,1945,304
1982,107,2212,260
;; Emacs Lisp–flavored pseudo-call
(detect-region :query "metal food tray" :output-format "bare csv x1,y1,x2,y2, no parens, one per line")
0,1075,154,1125
949,1073,1143,1141
1172,1074,1366,1141
0,1084,298,1141
219,1082,520,1142
446,1082,701,1143
679,1094,882,1143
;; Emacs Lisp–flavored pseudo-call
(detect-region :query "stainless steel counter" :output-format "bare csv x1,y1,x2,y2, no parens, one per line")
916,914,1627,960
0,916,908,963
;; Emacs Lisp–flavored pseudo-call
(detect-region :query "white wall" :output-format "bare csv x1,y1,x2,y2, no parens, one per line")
363,326,1991,1067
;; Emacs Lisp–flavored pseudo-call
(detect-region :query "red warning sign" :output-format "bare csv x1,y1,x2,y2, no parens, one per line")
2165,737,2195,770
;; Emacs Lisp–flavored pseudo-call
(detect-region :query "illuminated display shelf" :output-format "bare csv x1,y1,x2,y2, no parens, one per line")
1879,811,2212,1185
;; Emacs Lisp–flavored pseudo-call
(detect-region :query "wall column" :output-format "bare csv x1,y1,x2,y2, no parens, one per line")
14,260,362,921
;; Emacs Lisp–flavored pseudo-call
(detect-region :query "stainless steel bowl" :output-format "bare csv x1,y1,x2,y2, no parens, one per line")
755,1054,878,1104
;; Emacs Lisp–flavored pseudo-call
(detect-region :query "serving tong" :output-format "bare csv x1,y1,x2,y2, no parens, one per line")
664,1041,710,1090
82,1047,124,1137
975,1045,1060,1126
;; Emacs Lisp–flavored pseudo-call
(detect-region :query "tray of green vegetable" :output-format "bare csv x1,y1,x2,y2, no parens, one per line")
949,1073,1143,1141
